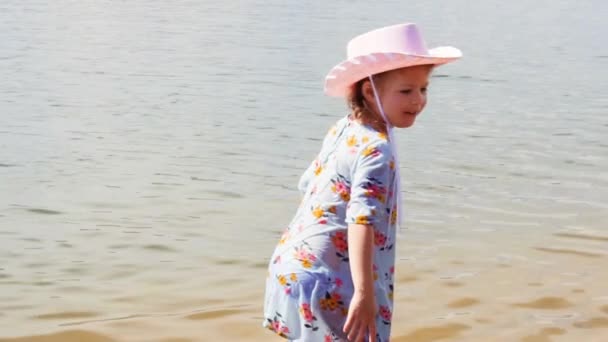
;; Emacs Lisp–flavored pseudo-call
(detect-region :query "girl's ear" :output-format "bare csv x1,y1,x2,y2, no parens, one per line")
361,79,376,105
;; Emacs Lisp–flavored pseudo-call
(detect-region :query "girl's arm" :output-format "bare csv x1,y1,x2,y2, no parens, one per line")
348,223,374,294
343,139,391,342
343,223,377,342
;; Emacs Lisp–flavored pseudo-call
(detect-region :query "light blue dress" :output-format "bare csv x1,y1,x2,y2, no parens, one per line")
263,114,398,342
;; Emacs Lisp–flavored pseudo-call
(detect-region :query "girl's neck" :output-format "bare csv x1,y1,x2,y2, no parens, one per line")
349,111,389,135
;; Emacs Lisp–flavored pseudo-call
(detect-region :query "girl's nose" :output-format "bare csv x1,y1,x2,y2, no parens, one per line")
411,92,423,105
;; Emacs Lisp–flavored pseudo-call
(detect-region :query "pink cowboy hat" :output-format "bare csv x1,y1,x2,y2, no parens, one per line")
324,23,462,97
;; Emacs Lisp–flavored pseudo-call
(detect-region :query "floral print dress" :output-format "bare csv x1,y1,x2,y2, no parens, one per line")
263,114,398,341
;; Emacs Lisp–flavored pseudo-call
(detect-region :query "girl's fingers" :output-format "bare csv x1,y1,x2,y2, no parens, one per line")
351,321,365,342
369,321,377,342
357,323,367,342
349,327,359,342
347,320,361,342
343,312,354,334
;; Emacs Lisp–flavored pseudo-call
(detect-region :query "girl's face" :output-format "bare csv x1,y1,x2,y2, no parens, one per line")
363,65,433,128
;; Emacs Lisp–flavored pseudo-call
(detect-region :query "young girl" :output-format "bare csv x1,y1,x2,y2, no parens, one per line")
263,23,461,342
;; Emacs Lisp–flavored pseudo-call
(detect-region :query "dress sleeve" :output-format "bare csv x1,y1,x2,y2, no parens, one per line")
345,141,392,226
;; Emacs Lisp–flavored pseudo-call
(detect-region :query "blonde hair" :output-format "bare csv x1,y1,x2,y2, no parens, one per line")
347,74,389,134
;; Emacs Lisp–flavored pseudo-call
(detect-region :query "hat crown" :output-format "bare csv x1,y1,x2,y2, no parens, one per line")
347,23,429,59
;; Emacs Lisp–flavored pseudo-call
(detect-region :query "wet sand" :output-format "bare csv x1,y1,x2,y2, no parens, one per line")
1,229,607,342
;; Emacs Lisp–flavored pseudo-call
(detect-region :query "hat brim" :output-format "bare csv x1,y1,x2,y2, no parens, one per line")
324,46,462,97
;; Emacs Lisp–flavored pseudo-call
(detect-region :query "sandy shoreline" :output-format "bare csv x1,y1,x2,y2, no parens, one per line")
2,233,607,342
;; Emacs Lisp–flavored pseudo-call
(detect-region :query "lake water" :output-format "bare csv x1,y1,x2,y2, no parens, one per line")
1,0,607,341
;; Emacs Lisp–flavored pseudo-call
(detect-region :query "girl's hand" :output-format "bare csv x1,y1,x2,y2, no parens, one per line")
343,290,377,342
